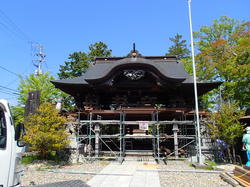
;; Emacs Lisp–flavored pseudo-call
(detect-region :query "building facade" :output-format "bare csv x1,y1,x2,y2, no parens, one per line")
52,49,221,160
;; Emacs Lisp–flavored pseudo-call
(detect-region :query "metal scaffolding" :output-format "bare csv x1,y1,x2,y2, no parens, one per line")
75,109,197,163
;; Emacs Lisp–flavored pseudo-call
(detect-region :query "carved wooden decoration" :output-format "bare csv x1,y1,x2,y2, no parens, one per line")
123,70,145,80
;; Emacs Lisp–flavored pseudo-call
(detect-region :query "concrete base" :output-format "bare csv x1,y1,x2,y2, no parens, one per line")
189,155,206,164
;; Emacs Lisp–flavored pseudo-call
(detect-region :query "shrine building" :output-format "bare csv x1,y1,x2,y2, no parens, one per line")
52,47,221,161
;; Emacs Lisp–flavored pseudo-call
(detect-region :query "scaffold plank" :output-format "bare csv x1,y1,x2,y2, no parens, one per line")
79,120,194,125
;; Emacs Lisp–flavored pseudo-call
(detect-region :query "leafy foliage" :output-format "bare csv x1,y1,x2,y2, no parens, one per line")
207,102,245,146
166,33,190,59
181,57,193,75
11,105,25,124
57,41,112,111
17,73,60,105
88,41,112,61
12,73,61,123
58,41,112,79
166,33,217,110
58,51,89,79
194,16,242,51
194,16,250,109
207,102,246,162
23,103,69,158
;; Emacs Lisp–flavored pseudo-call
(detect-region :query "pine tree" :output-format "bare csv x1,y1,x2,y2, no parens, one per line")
58,41,112,79
166,33,190,59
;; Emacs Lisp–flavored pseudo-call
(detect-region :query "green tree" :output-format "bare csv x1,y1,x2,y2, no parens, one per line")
195,18,250,109
12,73,61,123
57,41,112,111
207,102,245,163
166,34,213,110
58,41,112,79
23,103,69,158
18,73,59,105
88,41,112,61
166,33,190,59
58,51,89,79
11,106,25,125
194,16,242,51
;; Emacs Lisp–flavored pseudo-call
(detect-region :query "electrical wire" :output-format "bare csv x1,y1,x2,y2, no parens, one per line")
0,9,46,99
0,85,18,92
0,84,19,97
0,21,27,42
4,77,20,87
0,65,20,77
0,90,19,96
3,96,19,100
0,8,33,43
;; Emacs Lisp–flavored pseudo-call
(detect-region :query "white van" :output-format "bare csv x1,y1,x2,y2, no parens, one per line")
0,99,25,187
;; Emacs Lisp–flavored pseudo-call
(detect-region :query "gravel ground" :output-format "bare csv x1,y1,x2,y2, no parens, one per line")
20,161,109,186
159,161,231,187
21,159,233,187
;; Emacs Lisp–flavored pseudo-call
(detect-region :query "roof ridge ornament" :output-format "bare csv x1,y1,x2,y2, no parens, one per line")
127,43,142,58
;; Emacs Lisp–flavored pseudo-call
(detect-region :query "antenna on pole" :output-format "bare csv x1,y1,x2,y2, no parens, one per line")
32,43,46,75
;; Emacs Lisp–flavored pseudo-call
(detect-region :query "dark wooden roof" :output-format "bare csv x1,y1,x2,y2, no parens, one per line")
53,56,190,85
52,52,222,97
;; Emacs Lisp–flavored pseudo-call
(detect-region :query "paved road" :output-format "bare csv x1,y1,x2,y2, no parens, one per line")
87,160,161,187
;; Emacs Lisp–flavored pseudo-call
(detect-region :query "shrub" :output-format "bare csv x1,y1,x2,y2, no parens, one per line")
23,103,69,158
207,102,245,163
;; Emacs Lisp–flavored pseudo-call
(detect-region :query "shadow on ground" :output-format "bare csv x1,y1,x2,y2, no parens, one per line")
29,180,90,187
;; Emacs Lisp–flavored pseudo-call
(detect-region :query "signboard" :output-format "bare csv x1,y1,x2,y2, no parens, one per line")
138,121,149,131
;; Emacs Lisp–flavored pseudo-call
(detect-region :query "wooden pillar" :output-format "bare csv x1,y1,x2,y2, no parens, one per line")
173,124,179,159
94,123,100,157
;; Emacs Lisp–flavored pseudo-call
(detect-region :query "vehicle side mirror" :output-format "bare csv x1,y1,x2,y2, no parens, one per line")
15,123,25,147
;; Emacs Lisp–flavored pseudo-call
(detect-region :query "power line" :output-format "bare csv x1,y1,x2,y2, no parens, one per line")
3,96,19,100
0,65,20,77
0,85,18,92
0,8,33,43
0,84,19,97
0,89,19,96
5,77,19,87
0,21,22,40
0,9,48,83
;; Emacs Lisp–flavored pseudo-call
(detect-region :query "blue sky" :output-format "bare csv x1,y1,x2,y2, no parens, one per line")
0,0,249,105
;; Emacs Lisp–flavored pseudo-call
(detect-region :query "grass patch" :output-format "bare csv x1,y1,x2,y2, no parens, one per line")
189,160,218,170
22,152,64,165
189,162,193,167
205,160,218,167
203,165,214,170
21,155,40,165
203,160,218,170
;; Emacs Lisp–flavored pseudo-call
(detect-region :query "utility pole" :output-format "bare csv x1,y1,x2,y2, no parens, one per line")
187,0,202,164
32,43,46,75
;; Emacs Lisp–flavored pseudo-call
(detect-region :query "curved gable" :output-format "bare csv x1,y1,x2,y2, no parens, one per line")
83,57,190,84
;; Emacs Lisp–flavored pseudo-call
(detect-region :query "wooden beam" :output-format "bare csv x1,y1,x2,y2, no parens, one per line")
77,107,193,115
80,120,194,125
